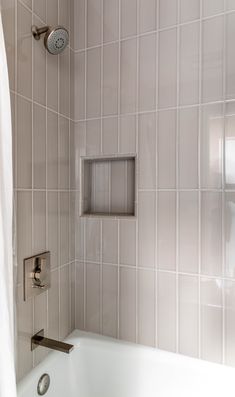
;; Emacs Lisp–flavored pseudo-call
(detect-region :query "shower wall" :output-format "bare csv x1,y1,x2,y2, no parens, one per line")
72,0,235,367
2,0,75,380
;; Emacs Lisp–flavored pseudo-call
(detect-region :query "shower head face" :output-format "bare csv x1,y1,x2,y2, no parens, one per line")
45,26,69,55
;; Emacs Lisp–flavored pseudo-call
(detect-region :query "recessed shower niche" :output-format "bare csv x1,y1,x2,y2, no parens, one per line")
81,156,136,216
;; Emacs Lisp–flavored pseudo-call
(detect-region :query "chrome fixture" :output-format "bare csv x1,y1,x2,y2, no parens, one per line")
32,25,69,55
24,252,51,301
31,329,74,354
37,374,50,396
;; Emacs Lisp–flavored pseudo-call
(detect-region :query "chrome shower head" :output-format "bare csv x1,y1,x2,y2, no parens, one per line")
32,25,69,55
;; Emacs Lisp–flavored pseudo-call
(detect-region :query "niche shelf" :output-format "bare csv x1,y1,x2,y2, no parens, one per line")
81,156,136,217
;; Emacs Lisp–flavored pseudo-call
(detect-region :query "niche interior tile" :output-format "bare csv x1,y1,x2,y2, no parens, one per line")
139,0,157,34
86,263,100,334
179,0,200,23
33,104,46,189
225,280,235,366
226,13,235,100
102,219,118,264
200,277,223,364
179,192,199,274
87,47,101,118
201,192,222,277
179,22,199,106
103,0,119,43
102,265,118,338
157,271,176,352
225,193,235,279
138,269,155,347
179,107,199,189
17,1,32,99
17,96,32,189
139,33,156,112
120,220,136,266
201,103,223,189
47,110,58,189
75,262,85,330
157,192,176,271
103,43,119,116
119,267,136,343
138,192,156,268
138,112,156,189
158,109,176,189
87,0,102,47
179,275,199,358
121,0,137,38
102,117,118,155
158,28,177,109
159,0,177,28
120,38,137,114
202,16,224,103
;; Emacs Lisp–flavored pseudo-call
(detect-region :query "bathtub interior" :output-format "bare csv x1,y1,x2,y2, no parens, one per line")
17,330,235,397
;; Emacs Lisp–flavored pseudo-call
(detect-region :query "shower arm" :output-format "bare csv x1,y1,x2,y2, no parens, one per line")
32,25,50,40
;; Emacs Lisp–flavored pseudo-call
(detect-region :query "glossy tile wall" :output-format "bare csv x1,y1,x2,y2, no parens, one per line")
1,0,75,380
72,0,235,367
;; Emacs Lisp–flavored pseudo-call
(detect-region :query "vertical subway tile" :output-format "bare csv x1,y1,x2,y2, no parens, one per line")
157,272,176,352
225,280,235,366
47,0,58,27
139,0,157,34
103,0,119,43
59,116,69,190
17,192,32,284
139,33,156,112
201,104,223,189
48,192,59,270
159,0,177,28
60,265,71,339
158,28,177,108
158,110,176,189
17,96,32,189
202,16,224,103
201,192,222,277
87,47,101,118
86,218,101,263
47,110,58,189
138,269,155,347
179,192,199,274
138,192,156,268
47,54,59,112
179,0,200,23
34,292,48,364
102,220,118,264
226,13,235,100
75,262,85,330
225,104,235,189
86,119,101,156
33,15,46,105
74,51,85,120
179,22,199,106
120,220,136,266
121,0,137,38
86,263,100,333
179,275,199,358
103,43,119,116
48,269,59,340
226,0,235,10
138,112,156,189
225,193,235,279
33,191,46,253
102,265,118,338
87,0,102,47
102,117,118,155
119,115,136,154
59,47,70,117
119,267,136,343
201,277,223,364
33,104,46,189
202,0,224,17
179,107,199,189
60,192,70,266
158,192,176,271
72,0,86,50
120,38,137,114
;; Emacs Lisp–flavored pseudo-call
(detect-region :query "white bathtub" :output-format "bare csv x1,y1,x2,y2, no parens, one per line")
17,330,235,397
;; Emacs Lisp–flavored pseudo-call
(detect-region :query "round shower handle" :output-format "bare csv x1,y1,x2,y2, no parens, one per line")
32,25,50,41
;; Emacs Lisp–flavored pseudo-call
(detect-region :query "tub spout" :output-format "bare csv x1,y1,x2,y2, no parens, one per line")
31,329,74,354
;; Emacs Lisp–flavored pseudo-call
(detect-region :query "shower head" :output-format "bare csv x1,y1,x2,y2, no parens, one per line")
32,25,69,55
